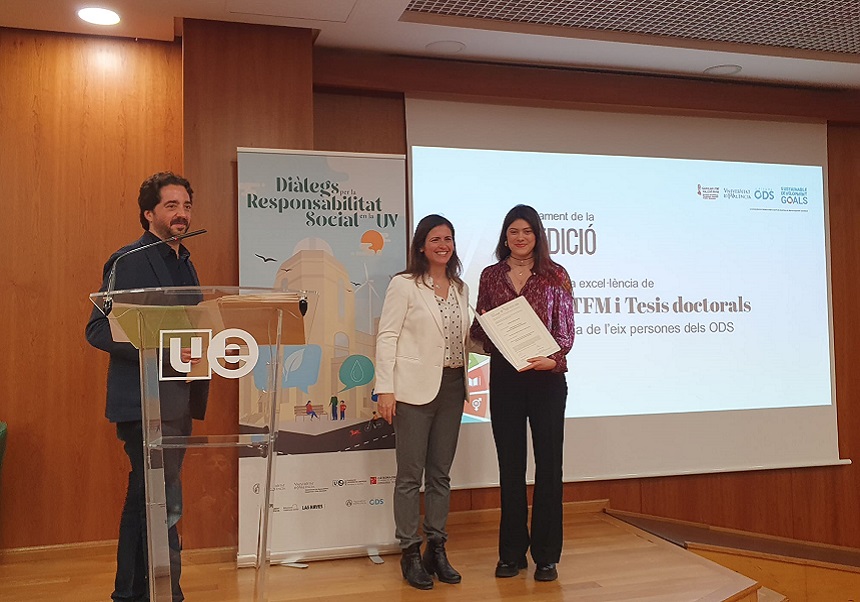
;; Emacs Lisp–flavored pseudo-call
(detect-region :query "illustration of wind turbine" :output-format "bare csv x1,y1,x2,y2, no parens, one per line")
353,263,380,333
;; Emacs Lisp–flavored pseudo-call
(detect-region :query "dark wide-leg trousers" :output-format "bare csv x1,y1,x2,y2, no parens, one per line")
489,351,567,565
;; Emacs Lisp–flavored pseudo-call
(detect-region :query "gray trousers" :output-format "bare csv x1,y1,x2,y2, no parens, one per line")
393,367,465,549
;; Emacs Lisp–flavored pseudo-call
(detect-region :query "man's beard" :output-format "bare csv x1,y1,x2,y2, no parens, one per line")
171,217,189,231
154,218,189,240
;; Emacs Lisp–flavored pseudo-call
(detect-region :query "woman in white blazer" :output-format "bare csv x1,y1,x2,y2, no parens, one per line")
376,214,470,590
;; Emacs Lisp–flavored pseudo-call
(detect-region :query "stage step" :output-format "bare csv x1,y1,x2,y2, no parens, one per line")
610,509,860,602
758,586,788,602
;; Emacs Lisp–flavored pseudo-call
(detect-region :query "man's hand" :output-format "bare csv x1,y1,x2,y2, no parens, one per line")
180,348,202,365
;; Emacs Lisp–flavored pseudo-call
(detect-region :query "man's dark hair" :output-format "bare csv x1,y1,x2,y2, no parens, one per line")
138,172,193,230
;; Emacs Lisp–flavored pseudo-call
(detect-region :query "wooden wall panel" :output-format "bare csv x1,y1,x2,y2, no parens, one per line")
313,90,406,155
183,19,314,288
0,28,182,549
181,19,314,549
314,48,860,122
793,123,860,548
567,480,643,513
638,471,796,538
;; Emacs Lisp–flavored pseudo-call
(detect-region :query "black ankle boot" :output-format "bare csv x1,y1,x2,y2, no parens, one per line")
401,543,434,590
422,539,461,584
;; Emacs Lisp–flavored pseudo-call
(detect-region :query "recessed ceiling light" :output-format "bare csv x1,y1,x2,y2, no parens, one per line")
77,7,121,26
703,64,743,76
425,40,466,54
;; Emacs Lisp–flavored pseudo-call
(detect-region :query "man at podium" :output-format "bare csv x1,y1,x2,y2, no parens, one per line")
85,172,209,602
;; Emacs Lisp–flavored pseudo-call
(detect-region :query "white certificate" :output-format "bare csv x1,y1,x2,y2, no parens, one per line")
476,296,561,371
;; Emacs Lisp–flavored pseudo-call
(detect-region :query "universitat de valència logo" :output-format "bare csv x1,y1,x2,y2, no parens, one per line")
158,328,259,381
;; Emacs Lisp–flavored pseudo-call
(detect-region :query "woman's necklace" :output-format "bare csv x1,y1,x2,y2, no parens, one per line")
508,255,534,277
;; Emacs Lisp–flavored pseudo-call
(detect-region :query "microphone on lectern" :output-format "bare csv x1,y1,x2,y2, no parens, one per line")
102,229,207,316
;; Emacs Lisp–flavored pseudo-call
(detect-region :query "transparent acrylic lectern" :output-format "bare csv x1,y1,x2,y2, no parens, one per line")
89,286,317,602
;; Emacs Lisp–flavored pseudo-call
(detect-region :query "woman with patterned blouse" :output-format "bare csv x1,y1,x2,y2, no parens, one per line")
376,214,471,590
470,204,576,583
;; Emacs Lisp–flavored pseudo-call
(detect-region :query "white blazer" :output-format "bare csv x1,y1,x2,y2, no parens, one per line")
375,274,470,405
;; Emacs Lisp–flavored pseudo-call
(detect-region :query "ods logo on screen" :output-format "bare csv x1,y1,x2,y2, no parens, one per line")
158,328,259,381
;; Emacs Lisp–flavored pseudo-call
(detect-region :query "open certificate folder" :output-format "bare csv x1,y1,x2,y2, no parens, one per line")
476,295,561,371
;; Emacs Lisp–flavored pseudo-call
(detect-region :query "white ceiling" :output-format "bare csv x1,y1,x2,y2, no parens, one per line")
2,0,859,89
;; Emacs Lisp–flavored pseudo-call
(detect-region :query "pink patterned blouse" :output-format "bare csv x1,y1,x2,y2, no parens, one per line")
470,260,575,373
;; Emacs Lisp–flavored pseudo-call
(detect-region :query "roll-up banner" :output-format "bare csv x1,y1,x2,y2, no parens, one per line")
237,148,407,563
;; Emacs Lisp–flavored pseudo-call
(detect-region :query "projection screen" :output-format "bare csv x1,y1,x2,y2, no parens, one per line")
405,97,846,485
